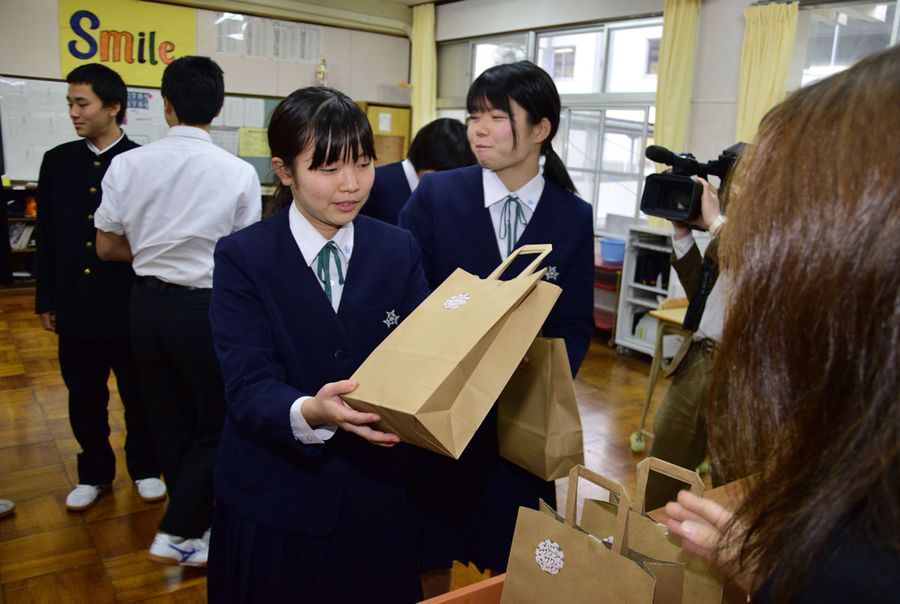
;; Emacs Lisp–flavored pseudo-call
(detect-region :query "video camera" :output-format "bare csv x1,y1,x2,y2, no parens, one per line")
640,142,745,222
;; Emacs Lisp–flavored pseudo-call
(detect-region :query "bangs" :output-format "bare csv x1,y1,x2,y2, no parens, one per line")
304,96,376,169
466,72,512,116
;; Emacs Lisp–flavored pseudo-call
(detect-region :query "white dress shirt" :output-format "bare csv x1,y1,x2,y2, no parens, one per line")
287,202,354,444
401,158,419,193
672,233,727,343
86,131,124,156
95,126,261,288
482,168,544,259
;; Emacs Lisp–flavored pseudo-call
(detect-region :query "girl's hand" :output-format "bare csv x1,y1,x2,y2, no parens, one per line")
690,176,722,231
303,379,401,447
665,490,756,593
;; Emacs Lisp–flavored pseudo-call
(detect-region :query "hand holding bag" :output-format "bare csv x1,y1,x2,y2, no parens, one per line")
580,457,728,604
345,245,561,458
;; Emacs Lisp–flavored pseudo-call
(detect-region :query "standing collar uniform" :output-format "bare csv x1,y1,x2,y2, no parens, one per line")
95,125,261,288
34,133,139,338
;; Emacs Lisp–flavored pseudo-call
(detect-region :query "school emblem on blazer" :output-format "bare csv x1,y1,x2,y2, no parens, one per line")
383,309,399,328
544,266,559,282
443,293,470,309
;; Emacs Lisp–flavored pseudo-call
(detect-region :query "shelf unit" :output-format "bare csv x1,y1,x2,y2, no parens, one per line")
614,225,683,355
593,262,621,335
2,183,38,286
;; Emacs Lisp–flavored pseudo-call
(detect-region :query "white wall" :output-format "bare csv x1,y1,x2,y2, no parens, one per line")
687,0,747,163
0,0,409,102
436,0,664,41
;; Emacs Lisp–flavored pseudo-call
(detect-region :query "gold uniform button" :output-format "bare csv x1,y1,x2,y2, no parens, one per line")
93,160,102,168
83,268,92,276
88,186,98,194
85,241,94,249
86,213,94,221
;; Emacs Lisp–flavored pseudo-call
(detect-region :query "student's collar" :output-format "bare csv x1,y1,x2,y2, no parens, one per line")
401,158,419,192
482,168,544,211
166,125,213,142
85,131,125,156
288,202,354,267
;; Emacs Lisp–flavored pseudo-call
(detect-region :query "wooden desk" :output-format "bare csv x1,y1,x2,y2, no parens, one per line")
629,306,688,452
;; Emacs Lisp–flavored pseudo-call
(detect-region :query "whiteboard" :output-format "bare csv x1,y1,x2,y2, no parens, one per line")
0,75,275,182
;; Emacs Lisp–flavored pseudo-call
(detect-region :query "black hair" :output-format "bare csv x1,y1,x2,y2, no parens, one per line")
66,63,128,125
160,56,225,125
466,61,576,193
406,118,476,172
266,87,377,214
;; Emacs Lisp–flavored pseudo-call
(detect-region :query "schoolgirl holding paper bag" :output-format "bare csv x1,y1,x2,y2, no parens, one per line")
399,61,594,593
207,87,428,603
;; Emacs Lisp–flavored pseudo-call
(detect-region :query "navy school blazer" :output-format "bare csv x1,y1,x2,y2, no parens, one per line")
398,165,595,375
359,161,412,225
209,209,429,535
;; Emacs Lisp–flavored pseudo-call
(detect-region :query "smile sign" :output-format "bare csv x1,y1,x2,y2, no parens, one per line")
59,0,196,87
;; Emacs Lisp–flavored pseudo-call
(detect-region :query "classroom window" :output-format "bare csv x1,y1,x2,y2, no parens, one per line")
605,24,663,93
537,30,605,93
798,1,898,86
552,47,576,79
472,34,528,81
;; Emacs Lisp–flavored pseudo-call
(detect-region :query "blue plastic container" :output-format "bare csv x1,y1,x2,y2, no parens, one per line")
599,237,626,265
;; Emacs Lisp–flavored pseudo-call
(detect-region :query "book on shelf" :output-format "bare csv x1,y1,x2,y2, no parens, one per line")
10,223,35,250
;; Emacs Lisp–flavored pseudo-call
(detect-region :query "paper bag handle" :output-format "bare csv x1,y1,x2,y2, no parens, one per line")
633,457,705,514
565,465,630,555
486,244,553,281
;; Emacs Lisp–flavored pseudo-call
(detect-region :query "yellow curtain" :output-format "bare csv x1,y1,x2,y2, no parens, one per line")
410,3,437,137
649,0,701,230
735,2,799,142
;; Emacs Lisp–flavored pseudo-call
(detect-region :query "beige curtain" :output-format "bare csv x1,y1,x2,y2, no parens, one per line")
654,0,702,160
735,2,799,142
649,0,702,229
410,3,437,137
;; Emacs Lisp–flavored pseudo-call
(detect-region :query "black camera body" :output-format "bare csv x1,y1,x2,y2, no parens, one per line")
640,142,745,222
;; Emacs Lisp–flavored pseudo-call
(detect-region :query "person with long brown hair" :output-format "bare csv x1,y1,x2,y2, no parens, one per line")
664,45,899,601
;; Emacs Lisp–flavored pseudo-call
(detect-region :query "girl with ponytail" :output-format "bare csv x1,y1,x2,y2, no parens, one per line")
399,60,594,594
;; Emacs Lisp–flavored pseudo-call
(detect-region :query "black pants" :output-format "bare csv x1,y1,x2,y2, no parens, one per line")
58,335,159,485
129,283,225,538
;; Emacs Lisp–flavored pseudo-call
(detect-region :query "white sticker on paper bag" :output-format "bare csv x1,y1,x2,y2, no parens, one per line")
535,539,564,574
443,293,470,309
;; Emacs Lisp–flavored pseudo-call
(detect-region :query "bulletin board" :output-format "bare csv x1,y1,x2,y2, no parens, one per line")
0,75,281,183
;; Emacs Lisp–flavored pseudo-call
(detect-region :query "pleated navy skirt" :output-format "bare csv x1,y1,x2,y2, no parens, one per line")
208,499,423,604
410,408,556,573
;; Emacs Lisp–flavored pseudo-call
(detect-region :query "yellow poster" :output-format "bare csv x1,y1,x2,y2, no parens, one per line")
238,128,270,157
59,0,196,87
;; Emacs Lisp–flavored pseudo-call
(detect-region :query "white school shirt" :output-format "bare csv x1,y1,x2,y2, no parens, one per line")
482,169,544,259
287,202,354,444
401,158,419,192
85,131,124,155
672,233,727,343
95,126,261,288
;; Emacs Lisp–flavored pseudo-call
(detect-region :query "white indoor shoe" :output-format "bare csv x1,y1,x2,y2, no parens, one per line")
65,484,108,511
148,532,209,567
134,478,167,503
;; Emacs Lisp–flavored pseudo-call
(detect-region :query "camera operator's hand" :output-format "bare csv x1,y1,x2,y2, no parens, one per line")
671,176,722,239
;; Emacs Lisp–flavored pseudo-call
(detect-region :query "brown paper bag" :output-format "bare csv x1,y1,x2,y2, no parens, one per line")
502,465,681,604
580,457,728,604
345,245,561,459
497,337,583,480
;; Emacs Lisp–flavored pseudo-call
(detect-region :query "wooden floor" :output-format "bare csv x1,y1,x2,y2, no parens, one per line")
0,288,666,602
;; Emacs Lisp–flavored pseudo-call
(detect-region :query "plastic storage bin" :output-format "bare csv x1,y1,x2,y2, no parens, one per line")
599,237,626,265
